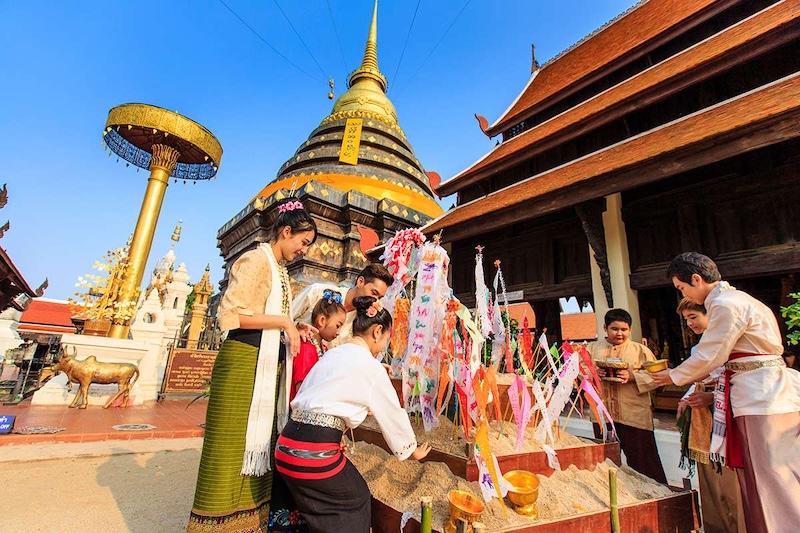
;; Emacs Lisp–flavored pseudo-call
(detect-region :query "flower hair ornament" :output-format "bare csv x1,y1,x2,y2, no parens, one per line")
278,200,304,213
323,289,343,304
366,299,383,318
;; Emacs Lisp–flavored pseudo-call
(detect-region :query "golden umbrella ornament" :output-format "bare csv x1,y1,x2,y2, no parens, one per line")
102,104,222,339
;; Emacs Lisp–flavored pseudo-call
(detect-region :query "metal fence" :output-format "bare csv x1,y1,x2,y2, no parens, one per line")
173,315,223,351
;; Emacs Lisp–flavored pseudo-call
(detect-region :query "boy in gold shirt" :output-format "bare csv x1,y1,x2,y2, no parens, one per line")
588,308,667,483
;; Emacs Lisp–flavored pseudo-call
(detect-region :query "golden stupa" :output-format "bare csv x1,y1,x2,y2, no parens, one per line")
251,0,442,220
218,0,442,289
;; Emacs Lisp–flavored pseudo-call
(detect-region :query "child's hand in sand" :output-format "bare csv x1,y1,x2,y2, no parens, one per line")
411,442,431,460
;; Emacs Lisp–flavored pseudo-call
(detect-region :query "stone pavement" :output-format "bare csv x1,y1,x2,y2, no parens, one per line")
0,399,208,532
0,399,693,532
0,398,206,445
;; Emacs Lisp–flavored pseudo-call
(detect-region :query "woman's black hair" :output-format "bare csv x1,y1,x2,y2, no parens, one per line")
311,292,346,325
267,197,318,245
352,296,392,336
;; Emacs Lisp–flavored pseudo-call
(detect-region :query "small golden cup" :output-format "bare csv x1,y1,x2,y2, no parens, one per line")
643,359,669,373
445,490,484,533
503,470,540,517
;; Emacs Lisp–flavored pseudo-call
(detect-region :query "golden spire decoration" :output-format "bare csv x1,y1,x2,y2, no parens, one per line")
348,0,385,90
321,0,401,132
170,219,182,249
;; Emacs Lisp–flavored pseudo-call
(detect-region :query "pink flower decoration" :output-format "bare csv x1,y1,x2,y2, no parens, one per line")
366,300,383,317
278,200,304,213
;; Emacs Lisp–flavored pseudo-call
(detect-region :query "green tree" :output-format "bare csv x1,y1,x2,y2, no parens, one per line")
781,292,800,345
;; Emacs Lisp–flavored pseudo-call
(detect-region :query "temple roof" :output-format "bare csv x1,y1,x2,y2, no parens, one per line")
438,1,796,196
19,298,76,334
484,0,720,137
253,0,442,221
424,72,800,242
0,245,41,311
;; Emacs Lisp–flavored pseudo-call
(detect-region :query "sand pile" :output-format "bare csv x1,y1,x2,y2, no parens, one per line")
359,414,588,458
347,443,673,531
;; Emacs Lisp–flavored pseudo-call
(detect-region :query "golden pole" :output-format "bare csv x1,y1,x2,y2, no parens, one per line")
108,144,180,339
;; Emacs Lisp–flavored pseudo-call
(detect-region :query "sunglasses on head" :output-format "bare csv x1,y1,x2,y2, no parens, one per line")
323,289,343,304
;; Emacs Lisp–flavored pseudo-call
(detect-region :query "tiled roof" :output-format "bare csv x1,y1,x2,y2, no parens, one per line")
426,72,800,240
439,1,796,195
561,313,597,341
19,299,75,329
487,0,718,136
507,302,536,328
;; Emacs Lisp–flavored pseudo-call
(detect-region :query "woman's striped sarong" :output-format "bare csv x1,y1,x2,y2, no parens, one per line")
188,337,303,532
277,421,371,533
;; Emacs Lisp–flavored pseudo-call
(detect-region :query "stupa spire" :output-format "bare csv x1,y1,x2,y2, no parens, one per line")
348,0,385,90
324,0,397,130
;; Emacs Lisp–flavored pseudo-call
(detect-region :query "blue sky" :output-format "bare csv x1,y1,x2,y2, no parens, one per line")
0,0,635,300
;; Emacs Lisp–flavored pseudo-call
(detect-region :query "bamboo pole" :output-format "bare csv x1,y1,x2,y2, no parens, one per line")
500,395,513,436
420,496,432,533
561,393,581,434
609,467,620,533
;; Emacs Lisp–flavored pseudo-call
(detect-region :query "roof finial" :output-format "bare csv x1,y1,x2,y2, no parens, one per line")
348,0,387,92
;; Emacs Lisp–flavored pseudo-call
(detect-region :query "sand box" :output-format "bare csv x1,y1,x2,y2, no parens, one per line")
348,442,673,531
359,414,589,458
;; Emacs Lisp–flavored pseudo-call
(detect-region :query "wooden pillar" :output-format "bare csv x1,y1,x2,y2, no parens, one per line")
589,193,642,341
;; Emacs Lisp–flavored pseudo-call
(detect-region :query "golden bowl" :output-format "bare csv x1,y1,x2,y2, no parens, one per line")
596,359,628,370
503,470,540,517
643,359,669,373
447,490,484,527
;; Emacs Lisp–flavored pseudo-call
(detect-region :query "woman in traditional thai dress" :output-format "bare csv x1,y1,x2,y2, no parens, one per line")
187,198,317,533
276,296,431,532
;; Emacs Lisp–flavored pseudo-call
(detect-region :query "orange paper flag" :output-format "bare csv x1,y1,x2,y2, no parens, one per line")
475,420,507,511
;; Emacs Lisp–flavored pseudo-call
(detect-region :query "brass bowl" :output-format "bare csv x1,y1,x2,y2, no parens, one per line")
446,490,484,531
596,359,628,370
503,470,540,517
643,359,669,373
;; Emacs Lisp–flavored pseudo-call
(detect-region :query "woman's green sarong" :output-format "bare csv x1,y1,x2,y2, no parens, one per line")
188,339,280,532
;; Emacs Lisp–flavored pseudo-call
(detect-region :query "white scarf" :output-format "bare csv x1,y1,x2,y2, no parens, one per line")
241,243,293,476
709,373,728,466
707,283,734,467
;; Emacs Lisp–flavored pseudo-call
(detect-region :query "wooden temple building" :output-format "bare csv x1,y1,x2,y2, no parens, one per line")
217,2,441,291
0,184,47,313
427,0,800,364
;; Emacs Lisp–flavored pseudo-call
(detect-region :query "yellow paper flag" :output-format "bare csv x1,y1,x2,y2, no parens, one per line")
339,118,363,165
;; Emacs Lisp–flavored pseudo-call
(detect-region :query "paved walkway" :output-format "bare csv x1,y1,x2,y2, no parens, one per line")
0,398,207,445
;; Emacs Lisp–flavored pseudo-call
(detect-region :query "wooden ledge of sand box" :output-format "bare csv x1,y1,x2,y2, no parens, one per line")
353,443,699,533
371,492,699,533
353,415,620,480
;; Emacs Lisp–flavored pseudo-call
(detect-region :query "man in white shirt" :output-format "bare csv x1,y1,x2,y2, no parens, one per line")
291,263,393,347
652,252,800,533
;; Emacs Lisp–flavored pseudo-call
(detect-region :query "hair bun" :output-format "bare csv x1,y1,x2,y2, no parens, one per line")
352,296,377,314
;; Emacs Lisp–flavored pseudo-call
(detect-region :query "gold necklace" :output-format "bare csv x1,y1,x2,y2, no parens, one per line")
278,263,290,315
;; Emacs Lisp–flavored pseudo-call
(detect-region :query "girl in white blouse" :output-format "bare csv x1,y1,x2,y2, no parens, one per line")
275,296,430,532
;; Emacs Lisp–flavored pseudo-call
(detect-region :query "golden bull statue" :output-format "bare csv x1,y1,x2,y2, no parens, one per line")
38,346,140,409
